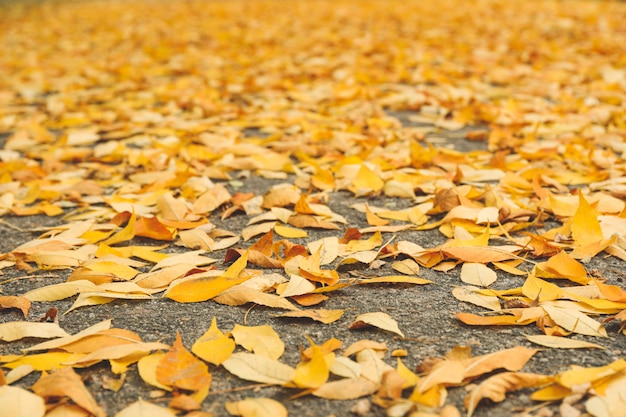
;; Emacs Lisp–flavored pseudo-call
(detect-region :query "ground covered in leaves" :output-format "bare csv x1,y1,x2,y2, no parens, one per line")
1,0,626,416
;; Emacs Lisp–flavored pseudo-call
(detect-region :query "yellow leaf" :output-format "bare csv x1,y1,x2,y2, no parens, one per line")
541,304,607,337
231,324,284,360
225,398,287,417
306,237,339,265
0,321,69,342
293,341,330,389
312,377,379,400
460,263,498,287
115,398,177,417
279,274,316,297
84,261,139,281
222,353,295,385
352,164,384,192
522,274,563,302
137,353,172,391
397,357,419,389
465,372,549,417
525,335,606,349
555,359,626,388
103,211,136,246
3,352,80,371
164,271,252,303
391,259,421,275
191,317,236,366
346,231,383,252
224,250,249,279
357,276,432,285
0,385,45,417
365,204,390,226
273,224,308,238
350,312,405,337
571,191,604,247
275,309,344,324
23,280,97,302
452,286,501,311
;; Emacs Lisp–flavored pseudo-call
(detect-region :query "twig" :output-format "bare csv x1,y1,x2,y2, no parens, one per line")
0,219,25,232
206,383,273,396
0,273,59,285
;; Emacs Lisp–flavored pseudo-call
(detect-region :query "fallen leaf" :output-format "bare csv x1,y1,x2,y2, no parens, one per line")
32,367,106,417
191,317,236,366
0,385,45,417
115,398,177,417
225,398,287,417
0,321,69,342
156,333,211,392
0,295,31,317
312,377,379,400
231,324,284,360
293,340,330,388
465,372,549,417
460,263,498,287
525,335,606,349
222,353,295,385
349,312,405,337
276,309,344,324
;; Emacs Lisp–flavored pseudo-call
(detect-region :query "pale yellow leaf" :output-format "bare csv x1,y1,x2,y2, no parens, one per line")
115,398,176,417
542,305,607,337
391,259,421,275
225,398,287,417
329,356,362,379
0,385,45,417
307,237,339,265
276,309,344,324
452,286,501,311
460,263,497,287
222,353,295,385
274,224,308,238
23,319,112,352
525,335,606,349
350,312,405,337
231,324,284,360
312,377,379,400
0,321,69,342
23,280,97,302
280,274,316,297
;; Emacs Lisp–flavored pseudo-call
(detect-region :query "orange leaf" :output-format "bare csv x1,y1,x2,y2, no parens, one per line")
543,251,589,284
32,367,106,417
465,372,549,417
0,295,30,318
135,216,176,241
156,333,211,392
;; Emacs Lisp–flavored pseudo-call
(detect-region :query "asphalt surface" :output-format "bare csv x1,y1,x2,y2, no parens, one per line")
1,113,625,417
1,1,626,416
